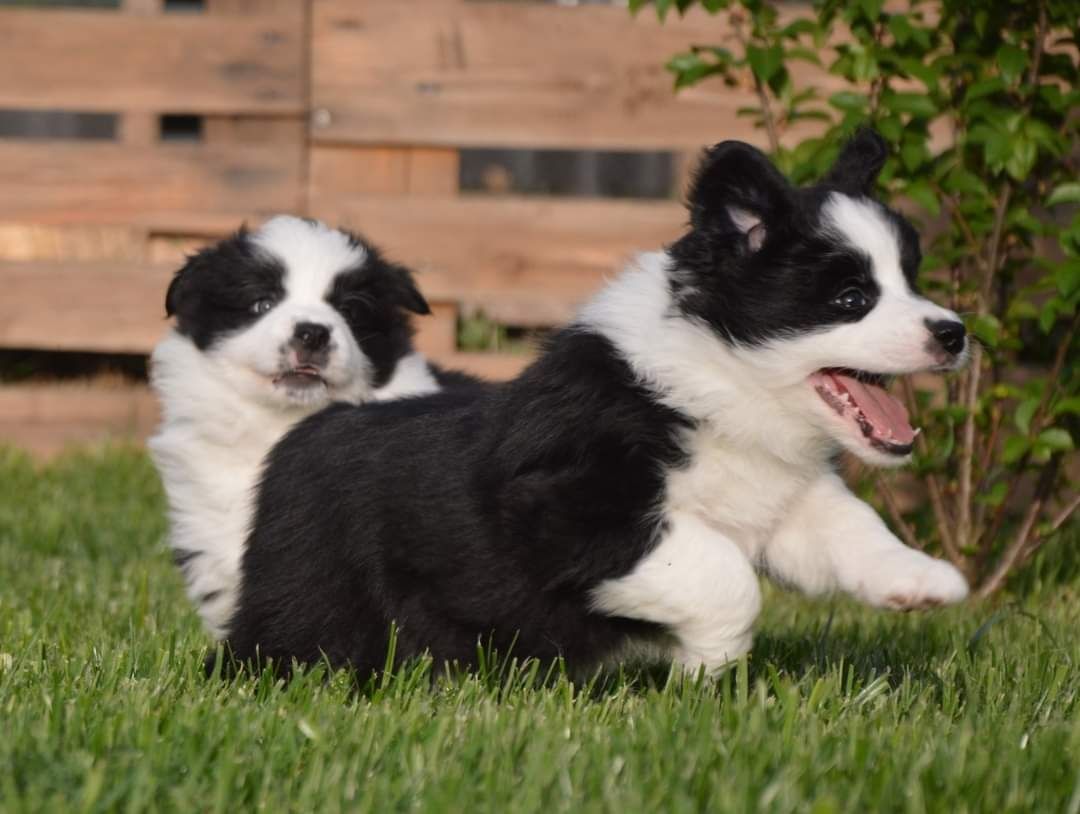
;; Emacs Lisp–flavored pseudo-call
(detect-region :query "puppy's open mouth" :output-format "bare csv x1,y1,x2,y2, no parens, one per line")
809,368,918,456
272,365,326,389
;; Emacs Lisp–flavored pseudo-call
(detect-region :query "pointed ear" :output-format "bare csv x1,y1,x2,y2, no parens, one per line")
823,128,888,195
164,259,193,317
687,141,793,252
385,263,431,315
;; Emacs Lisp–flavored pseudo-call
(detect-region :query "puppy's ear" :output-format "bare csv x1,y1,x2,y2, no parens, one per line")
823,128,888,195
384,263,431,315
164,259,193,318
687,141,793,253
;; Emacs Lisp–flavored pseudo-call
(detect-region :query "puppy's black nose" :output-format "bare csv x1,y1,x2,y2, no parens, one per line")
926,319,966,356
293,322,331,352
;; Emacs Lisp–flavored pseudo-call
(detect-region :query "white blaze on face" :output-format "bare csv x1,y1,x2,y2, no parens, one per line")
772,193,963,380
210,216,375,409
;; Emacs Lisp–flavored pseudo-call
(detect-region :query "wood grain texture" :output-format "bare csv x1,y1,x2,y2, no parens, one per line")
313,195,686,324
0,8,304,114
310,0,831,150
0,142,302,222
309,146,459,198
0,382,158,459
0,261,171,354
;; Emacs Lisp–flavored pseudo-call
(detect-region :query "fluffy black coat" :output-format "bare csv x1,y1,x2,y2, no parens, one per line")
225,330,684,675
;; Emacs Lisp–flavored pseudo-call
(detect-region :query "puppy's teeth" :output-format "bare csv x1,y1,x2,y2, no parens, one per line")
913,427,922,437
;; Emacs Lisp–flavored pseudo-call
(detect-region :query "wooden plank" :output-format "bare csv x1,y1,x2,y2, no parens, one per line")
0,224,148,262
310,0,835,150
0,141,302,222
0,382,158,459
309,146,459,198
413,301,459,357
313,196,686,325
0,8,304,114
0,261,171,354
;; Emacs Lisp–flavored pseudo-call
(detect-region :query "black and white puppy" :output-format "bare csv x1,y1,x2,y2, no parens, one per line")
149,215,474,639
225,132,970,677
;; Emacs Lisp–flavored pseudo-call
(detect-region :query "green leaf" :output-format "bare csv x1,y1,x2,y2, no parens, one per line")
785,47,823,67
1037,428,1074,452
888,15,913,45
997,43,1028,85
1001,435,1030,464
1047,183,1080,206
858,0,884,21
885,92,937,118
1052,396,1080,417
1056,259,1080,299
975,480,1009,507
968,313,1002,348
963,77,1006,103
1038,300,1059,333
829,91,868,112
905,179,940,215
746,44,783,84
780,19,818,39
1005,136,1037,181
1014,398,1039,434
1006,299,1039,321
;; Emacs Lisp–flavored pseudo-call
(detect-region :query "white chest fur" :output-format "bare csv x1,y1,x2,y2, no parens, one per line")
664,426,817,562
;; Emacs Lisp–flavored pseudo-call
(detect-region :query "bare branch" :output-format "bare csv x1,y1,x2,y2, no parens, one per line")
980,187,1013,313
730,10,780,154
876,475,922,551
975,311,1078,555
976,456,1059,598
900,377,961,563
956,345,983,552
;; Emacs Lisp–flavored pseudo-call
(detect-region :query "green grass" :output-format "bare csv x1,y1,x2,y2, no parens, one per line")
1,446,1078,813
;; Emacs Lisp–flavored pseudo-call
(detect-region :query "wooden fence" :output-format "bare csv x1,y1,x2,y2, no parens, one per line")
0,0,804,453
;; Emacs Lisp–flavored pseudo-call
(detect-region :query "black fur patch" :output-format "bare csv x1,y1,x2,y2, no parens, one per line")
669,131,919,345
164,225,434,385
226,330,687,677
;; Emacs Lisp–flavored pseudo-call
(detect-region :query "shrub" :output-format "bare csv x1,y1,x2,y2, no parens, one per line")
636,0,1079,596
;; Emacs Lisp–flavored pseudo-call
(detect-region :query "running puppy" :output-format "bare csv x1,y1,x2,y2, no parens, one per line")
226,132,970,677
150,216,476,639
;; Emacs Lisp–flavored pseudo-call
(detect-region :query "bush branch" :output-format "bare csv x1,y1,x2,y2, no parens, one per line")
900,377,960,563
956,345,983,553
876,476,922,551
976,456,1060,598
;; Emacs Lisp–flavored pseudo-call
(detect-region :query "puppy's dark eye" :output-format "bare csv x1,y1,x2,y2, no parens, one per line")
250,298,275,316
832,288,867,311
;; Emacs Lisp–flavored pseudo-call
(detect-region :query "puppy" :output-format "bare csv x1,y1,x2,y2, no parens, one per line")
149,216,475,639
225,132,970,678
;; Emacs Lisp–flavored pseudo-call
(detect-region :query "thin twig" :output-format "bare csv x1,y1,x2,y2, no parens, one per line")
980,188,1013,313
876,476,923,550
730,11,780,153
901,377,960,562
976,457,1059,598
956,344,983,552
975,312,1078,555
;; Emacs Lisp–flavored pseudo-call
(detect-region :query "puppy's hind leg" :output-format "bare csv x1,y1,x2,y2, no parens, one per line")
590,512,762,675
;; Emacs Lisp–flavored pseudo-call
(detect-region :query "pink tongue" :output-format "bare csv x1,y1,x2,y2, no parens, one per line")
833,373,916,444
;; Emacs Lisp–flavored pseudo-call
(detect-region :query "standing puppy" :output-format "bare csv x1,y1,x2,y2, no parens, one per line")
226,132,970,677
150,216,471,639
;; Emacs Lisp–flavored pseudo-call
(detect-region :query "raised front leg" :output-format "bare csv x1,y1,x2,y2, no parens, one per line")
762,473,969,609
590,512,762,674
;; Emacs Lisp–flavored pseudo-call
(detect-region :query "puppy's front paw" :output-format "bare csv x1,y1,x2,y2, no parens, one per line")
856,548,969,610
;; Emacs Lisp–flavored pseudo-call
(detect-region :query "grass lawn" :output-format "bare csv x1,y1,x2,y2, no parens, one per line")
1,445,1078,813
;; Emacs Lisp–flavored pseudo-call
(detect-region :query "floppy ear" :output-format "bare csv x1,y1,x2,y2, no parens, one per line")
687,141,794,253
384,263,431,316
822,128,888,195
